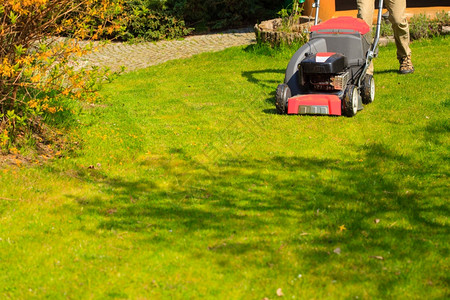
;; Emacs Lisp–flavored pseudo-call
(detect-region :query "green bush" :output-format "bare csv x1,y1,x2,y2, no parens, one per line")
57,0,192,42
410,14,440,40
58,0,283,40
0,0,123,151
411,11,450,40
120,0,192,41
166,0,281,31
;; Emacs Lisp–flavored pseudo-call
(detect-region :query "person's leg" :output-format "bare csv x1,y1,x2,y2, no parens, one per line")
357,0,375,74
385,0,414,73
385,0,410,58
357,0,374,26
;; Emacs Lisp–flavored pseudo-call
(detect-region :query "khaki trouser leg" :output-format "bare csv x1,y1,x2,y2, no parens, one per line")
357,0,374,27
385,0,411,59
358,0,411,60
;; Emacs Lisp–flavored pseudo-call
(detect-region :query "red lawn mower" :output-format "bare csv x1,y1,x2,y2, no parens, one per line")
276,0,384,117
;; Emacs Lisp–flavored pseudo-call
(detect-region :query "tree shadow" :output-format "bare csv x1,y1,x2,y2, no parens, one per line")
55,139,447,295
63,140,447,230
241,69,284,90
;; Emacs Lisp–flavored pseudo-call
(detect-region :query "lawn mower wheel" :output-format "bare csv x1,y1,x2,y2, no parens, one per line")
276,83,291,114
361,74,375,104
343,85,359,117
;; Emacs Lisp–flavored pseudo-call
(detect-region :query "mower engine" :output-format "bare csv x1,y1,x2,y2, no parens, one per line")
299,52,350,92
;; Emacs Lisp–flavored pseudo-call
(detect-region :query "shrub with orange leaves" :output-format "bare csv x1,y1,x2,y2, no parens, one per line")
0,0,124,150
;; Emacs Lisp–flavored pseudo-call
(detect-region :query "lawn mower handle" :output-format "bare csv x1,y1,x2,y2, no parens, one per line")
359,0,384,87
371,0,384,57
312,0,320,25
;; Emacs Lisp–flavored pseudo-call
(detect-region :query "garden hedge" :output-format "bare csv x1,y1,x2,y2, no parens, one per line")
166,0,282,30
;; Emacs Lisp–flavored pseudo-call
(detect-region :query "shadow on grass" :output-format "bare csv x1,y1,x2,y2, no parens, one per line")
241,69,282,111
374,69,399,75
241,69,284,90
64,141,449,230
59,141,448,295
263,108,278,114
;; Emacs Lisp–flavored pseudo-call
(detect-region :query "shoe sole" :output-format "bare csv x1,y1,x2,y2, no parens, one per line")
399,68,415,74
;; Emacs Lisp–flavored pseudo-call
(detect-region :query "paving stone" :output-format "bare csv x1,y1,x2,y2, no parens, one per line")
76,28,256,73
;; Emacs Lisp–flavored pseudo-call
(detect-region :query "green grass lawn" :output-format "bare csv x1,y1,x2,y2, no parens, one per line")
0,36,449,299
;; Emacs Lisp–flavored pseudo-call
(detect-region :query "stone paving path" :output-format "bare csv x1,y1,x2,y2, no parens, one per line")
77,28,256,73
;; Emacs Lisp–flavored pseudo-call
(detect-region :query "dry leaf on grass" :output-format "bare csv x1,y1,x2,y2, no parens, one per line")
371,256,384,260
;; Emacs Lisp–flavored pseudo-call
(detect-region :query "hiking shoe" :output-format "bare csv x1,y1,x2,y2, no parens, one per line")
399,55,414,74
